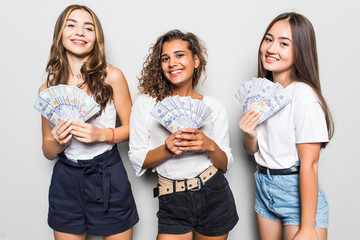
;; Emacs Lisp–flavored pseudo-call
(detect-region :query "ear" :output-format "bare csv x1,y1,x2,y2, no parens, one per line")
194,54,200,69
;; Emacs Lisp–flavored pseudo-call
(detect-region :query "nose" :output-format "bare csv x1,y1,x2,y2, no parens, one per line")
75,26,84,37
169,57,177,68
266,42,277,54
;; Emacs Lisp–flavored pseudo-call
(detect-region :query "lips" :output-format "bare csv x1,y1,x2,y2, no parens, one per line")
169,69,183,76
71,39,87,46
265,55,279,63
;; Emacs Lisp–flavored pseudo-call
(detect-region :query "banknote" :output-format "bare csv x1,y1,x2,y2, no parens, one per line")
34,85,100,127
151,96,213,133
235,77,291,123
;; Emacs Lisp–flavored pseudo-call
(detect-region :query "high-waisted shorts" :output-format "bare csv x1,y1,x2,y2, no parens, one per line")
157,170,239,236
254,169,329,228
48,145,139,236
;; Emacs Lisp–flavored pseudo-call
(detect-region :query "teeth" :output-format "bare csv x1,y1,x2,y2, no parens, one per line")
267,56,278,61
170,70,182,74
73,40,86,44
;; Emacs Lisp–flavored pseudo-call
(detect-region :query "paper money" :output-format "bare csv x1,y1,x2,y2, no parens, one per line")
34,85,100,127
151,96,213,133
235,77,291,124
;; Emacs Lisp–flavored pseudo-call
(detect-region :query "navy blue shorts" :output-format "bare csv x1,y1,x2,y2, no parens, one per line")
157,171,239,236
48,145,139,236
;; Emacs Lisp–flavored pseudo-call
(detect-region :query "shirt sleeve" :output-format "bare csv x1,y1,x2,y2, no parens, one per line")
209,98,234,171
128,95,152,177
293,87,329,144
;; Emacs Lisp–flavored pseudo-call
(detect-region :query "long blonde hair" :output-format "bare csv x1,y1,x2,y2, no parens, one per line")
46,5,112,114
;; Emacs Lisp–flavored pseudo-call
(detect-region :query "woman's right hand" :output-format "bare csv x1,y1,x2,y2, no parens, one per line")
238,109,261,138
51,119,73,147
164,129,184,156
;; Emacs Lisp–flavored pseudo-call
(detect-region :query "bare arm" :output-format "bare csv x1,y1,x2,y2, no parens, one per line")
70,66,132,144
142,130,183,169
293,143,321,240
239,110,261,154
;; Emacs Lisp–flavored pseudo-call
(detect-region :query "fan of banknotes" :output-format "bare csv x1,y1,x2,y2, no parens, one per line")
234,77,291,124
150,96,213,133
33,85,100,127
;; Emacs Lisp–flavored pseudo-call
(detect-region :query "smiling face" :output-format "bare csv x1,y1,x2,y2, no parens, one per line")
160,39,200,89
62,9,96,59
260,20,294,80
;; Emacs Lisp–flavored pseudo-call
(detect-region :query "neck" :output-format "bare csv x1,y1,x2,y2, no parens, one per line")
272,70,296,88
66,53,88,84
171,85,203,100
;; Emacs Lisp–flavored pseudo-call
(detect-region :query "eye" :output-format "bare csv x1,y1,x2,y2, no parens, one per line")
264,37,272,43
176,53,185,58
161,57,169,62
280,42,289,46
66,24,75,28
85,27,94,32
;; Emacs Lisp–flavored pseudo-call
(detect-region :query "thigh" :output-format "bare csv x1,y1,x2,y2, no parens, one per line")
195,232,228,240
54,231,86,240
157,232,193,240
256,214,283,240
103,228,133,240
283,225,327,240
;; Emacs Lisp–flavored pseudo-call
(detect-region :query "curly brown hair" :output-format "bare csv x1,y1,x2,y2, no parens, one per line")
138,29,207,102
45,5,112,115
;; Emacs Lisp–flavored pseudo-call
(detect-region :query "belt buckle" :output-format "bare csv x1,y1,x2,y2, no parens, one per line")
189,178,201,192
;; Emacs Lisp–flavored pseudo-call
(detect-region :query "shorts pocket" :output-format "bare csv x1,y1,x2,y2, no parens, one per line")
273,174,299,192
158,193,173,203
205,171,229,193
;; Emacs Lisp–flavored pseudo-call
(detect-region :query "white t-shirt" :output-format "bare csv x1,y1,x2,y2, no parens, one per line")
254,81,329,169
64,101,116,161
128,94,233,180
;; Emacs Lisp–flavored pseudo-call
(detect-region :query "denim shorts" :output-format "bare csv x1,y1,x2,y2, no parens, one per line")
254,170,329,228
157,170,239,236
48,146,139,236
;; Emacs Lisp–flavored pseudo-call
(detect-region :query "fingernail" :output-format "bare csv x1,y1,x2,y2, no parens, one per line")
175,135,181,138
175,142,180,146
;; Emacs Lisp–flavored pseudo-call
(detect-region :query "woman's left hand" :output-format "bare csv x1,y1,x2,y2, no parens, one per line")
70,121,103,143
292,228,319,240
174,128,215,152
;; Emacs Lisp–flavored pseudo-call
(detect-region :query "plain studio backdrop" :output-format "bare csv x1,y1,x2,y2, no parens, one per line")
0,0,358,239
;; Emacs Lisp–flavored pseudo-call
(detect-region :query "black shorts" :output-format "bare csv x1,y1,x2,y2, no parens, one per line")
157,170,239,236
48,145,139,236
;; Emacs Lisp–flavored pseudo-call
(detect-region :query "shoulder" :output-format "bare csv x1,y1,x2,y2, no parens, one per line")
38,83,47,94
290,81,319,106
133,94,156,108
203,95,226,111
105,65,126,85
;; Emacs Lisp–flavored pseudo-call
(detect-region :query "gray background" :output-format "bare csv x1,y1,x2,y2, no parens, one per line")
0,0,359,239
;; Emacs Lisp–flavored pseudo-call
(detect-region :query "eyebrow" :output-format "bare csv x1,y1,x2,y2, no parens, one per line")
66,18,95,27
266,33,292,42
161,50,186,58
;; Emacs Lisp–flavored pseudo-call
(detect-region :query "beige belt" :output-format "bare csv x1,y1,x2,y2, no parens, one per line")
153,165,218,198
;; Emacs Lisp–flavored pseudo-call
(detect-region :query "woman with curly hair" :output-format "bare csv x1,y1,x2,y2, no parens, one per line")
38,5,138,239
129,29,238,240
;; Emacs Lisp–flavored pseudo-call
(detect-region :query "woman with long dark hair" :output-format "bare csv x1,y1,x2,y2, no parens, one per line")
239,12,334,240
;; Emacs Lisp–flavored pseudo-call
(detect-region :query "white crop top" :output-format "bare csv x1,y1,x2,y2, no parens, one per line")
64,101,116,161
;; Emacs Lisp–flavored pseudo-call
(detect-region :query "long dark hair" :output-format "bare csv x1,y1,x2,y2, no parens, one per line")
258,12,334,147
138,29,207,102
46,5,112,114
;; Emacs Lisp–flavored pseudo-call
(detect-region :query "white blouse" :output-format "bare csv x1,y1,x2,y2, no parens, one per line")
254,81,329,169
128,94,233,180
